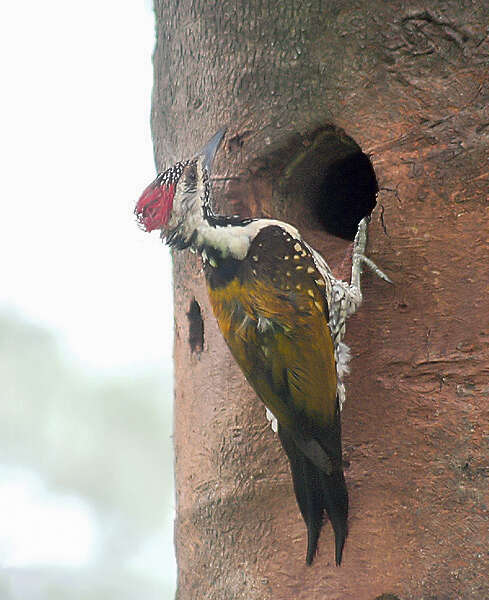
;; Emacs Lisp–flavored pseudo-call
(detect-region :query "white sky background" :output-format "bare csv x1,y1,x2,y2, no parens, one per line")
0,1,176,597
0,0,172,372
0,467,98,567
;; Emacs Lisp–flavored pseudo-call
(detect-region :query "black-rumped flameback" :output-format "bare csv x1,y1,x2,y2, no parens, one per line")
135,129,390,565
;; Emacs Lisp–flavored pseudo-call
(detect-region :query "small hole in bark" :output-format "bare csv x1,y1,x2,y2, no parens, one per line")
317,151,378,240
187,299,204,353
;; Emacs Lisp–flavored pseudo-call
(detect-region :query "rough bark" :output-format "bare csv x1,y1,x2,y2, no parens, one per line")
151,1,489,598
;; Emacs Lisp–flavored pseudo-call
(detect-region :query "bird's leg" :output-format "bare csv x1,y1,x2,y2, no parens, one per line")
351,217,392,291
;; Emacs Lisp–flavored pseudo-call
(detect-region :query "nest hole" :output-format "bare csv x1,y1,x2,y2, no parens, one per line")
316,150,377,240
278,127,379,241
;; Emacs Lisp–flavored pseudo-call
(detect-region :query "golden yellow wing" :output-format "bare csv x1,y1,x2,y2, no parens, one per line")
206,225,337,434
205,225,348,563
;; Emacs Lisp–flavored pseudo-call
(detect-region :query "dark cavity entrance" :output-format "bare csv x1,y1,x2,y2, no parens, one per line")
317,150,378,240
276,126,379,241
187,299,204,353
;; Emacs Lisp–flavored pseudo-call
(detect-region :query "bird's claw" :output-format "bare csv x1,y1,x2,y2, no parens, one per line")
352,217,392,286
359,254,392,284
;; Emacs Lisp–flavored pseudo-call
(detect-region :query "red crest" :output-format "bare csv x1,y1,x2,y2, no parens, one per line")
135,179,176,232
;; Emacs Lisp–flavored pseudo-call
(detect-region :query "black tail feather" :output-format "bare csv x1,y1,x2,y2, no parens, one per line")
278,425,348,565
320,468,348,565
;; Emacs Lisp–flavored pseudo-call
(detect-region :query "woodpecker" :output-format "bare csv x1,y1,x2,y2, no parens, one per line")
135,129,390,566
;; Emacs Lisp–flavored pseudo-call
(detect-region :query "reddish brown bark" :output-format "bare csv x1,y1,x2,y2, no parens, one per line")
152,1,489,598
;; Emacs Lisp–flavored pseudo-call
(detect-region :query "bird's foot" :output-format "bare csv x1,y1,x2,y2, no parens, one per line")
358,254,392,283
352,217,392,286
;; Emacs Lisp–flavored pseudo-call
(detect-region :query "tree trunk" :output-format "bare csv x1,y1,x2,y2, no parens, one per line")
151,1,489,598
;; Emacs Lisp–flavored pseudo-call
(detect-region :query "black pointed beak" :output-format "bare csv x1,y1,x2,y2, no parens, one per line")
200,128,226,173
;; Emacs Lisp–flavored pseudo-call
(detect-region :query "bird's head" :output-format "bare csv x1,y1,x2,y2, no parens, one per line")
135,129,226,244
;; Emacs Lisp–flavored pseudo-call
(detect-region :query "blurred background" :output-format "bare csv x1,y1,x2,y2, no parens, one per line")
0,1,177,598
